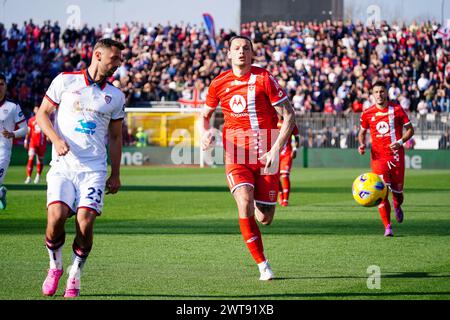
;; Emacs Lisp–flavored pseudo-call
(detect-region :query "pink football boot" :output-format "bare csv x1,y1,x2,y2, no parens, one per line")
63,278,80,298
42,269,64,296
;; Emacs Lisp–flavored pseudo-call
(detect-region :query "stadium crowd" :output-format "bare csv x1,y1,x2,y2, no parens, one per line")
1,19,449,118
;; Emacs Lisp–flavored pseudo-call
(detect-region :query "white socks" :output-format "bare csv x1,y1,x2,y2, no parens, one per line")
47,246,63,270
68,253,87,279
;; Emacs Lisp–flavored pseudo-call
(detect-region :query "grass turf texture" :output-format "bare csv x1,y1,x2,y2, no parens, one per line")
0,166,449,300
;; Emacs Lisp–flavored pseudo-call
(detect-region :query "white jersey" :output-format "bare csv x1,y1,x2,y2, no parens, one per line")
45,70,125,172
0,99,26,153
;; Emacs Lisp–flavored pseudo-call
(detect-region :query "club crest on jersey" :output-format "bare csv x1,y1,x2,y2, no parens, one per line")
104,95,112,104
229,95,246,113
75,119,97,135
376,121,389,134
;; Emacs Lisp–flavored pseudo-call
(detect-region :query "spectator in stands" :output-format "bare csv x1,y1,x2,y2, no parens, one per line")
438,131,450,149
1,18,448,126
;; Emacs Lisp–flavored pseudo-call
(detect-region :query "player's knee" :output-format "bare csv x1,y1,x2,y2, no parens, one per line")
47,204,70,225
255,203,275,225
76,209,97,229
233,185,254,215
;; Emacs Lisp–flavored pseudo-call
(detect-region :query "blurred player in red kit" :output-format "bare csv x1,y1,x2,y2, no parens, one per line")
24,106,47,184
277,116,300,207
202,35,296,280
358,81,414,236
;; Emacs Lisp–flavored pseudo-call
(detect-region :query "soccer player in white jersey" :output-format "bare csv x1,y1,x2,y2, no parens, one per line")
0,73,27,209
36,39,126,298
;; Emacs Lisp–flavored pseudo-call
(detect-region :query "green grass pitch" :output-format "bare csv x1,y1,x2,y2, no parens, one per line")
1,166,449,300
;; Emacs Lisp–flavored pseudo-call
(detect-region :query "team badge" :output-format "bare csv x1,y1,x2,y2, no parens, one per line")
105,95,112,104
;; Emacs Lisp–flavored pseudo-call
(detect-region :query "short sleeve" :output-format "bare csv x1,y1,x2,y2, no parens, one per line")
398,107,411,126
15,104,26,124
264,72,288,106
360,112,369,130
112,93,126,121
205,81,219,110
45,73,64,107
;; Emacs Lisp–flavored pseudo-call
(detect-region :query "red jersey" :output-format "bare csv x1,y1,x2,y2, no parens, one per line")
277,119,299,154
360,102,410,162
206,66,288,163
27,116,46,148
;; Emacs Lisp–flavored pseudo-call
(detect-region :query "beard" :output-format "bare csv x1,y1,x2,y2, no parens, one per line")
104,67,117,78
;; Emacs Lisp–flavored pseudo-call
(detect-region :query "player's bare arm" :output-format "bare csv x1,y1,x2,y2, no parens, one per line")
358,127,367,155
201,106,215,150
390,123,415,150
292,135,300,158
106,119,123,194
259,99,295,171
24,127,30,149
2,120,27,139
36,98,70,156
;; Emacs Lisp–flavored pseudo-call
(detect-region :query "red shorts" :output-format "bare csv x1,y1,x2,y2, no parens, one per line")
225,163,279,205
279,151,293,174
371,159,405,193
28,144,46,158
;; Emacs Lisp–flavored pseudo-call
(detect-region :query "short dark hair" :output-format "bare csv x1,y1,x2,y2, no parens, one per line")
94,38,125,51
372,80,387,90
229,35,254,52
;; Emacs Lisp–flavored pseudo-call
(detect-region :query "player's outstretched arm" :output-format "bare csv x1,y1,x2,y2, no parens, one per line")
36,98,69,156
201,106,215,151
358,127,367,155
106,119,123,194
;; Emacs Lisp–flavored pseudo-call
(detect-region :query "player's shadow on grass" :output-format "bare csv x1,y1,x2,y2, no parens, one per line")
2,218,450,236
7,184,450,194
277,272,450,280
81,291,450,299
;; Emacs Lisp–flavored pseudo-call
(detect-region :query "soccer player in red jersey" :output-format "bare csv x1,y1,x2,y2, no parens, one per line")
358,81,414,237
24,106,47,184
277,116,300,207
202,35,296,280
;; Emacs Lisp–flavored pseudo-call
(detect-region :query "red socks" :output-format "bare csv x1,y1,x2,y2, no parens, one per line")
239,217,265,264
378,197,391,228
392,192,404,209
37,158,44,175
26,157,34,177
280,174,290,202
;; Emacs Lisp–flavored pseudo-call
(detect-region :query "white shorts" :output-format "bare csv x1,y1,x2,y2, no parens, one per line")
0,153,11,185
46,167,107,215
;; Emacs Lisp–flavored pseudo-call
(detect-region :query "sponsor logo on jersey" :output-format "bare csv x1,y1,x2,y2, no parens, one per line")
376,121,389,134
231,80,247,86
75,119,97,135
376,111,389,116
229,95,246,113
269,190,277,202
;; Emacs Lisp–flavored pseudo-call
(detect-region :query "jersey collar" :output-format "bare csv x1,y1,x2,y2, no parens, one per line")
82,69,108,90
0,97,6,108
